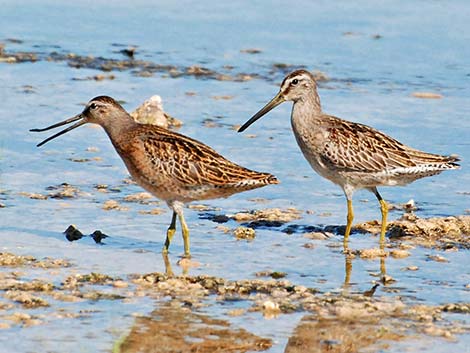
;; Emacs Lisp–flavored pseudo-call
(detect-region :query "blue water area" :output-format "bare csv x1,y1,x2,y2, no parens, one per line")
1,1,469,352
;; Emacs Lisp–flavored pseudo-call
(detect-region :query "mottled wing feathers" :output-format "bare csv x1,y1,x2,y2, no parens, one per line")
123,125,278,188
321,115,460,173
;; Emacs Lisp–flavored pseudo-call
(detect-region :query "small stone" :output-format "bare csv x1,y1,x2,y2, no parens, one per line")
402,199,417,212
262,300,280,318
64,225,84,242
303,232,331,240
91,230,108,244
405,266,419,271
113,280,129,288
233,226,256,240
227,308,246,317
240,48,262,54
216,225,231,233
102,200,128,211
412,92,443,99
19,192,48,200
390,249,410,258
139,208,165,215
358,248,388,259
212,95,233,100
427,254,449,263
124,192,153,202
188,204,221,211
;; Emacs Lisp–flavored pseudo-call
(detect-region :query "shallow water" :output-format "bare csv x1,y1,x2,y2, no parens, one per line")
1,1,470,352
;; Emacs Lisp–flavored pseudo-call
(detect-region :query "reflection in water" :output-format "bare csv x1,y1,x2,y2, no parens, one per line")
162,252,174,277
284,311,403,353
162,253,195,277
115,302,272,353
343,253,388,295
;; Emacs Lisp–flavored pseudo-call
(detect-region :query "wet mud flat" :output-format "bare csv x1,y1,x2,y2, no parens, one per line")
1,248,470,353
0,40,335,90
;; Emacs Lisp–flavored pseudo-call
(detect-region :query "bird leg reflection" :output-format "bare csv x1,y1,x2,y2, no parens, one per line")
344,253,353,287
162,252,174,277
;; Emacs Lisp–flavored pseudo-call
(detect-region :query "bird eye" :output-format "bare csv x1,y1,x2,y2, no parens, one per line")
291,78,299,86
89,103,97,110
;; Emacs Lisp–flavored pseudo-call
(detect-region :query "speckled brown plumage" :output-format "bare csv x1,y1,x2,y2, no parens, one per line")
239,69,459,249
31,95,278,257
113,123,278,203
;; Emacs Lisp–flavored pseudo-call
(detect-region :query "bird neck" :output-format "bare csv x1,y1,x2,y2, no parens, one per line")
101,112,139,141
291,90,322,122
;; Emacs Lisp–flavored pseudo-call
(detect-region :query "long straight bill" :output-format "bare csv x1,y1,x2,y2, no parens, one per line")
30,114,86,147
237,92,284,133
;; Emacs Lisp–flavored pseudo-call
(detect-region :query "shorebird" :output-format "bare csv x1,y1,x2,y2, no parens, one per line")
238,70,459,249
31,96,278,257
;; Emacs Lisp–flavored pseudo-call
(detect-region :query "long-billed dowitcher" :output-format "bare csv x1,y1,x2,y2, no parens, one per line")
31,96,278,257
238,70,460,249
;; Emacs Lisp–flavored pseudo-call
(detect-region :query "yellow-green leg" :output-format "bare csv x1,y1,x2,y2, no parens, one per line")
380,257,386,279
163,212,177,254
378,199,388,249
178,213,191,258
344,199,354,251
371,187,388,249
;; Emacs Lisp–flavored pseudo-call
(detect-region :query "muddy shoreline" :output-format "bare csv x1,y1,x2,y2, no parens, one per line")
1,250,469,352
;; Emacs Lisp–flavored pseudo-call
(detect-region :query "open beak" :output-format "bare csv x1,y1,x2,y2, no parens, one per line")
238,91,285,132
30,114,87,147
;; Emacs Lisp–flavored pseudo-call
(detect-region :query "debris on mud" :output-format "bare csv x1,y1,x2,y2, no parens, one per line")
0,43,321,83
0,253,70,268
64,273,116,287
355,214,470,249
231,208,302,227
46,183,81,199
130,95,182,129
19,192,48,200
4,291,49,308
255,271,287,279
